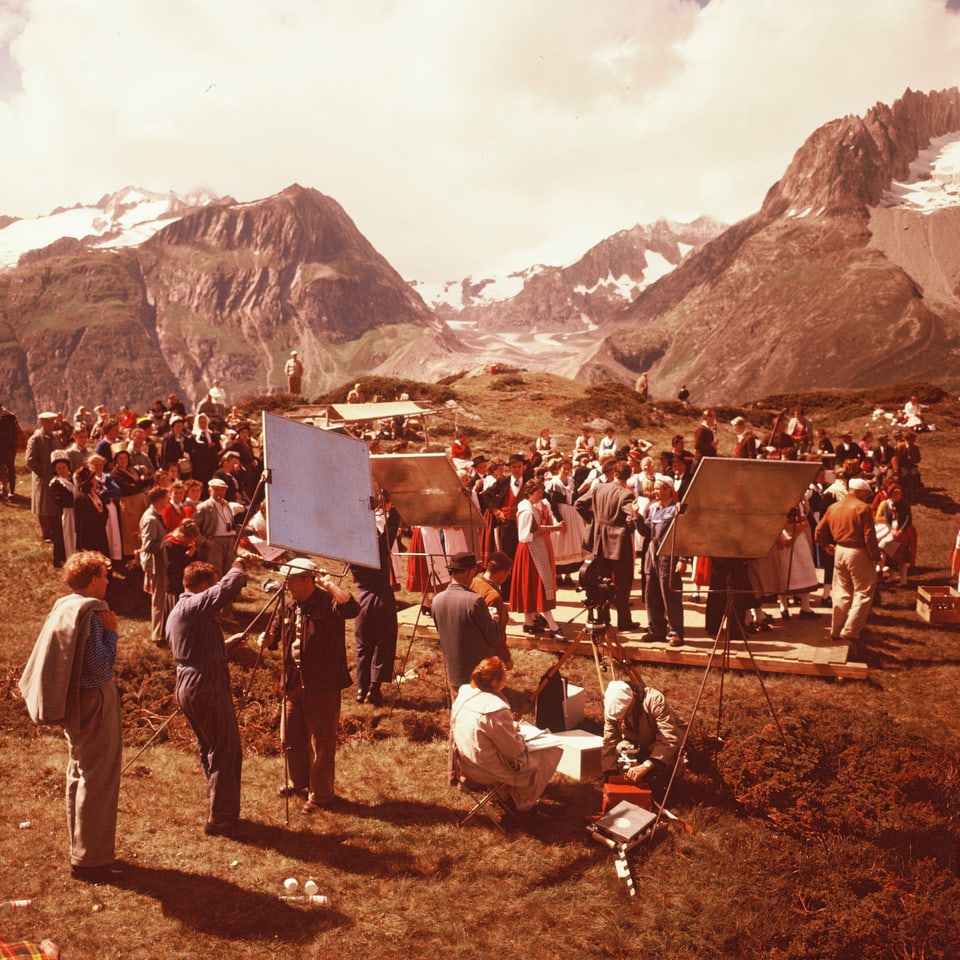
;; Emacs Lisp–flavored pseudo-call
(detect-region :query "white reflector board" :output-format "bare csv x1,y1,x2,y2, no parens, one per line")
658,458,821,560
369,453,483,527
262,411,379,568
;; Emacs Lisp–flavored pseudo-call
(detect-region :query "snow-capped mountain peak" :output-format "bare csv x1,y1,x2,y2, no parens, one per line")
0,186,222,269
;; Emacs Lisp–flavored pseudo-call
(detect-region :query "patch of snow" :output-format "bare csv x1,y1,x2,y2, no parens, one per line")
878,131,960,212
641,251,675,287
574,270,638,299
677,242,693,258
0,188,219,269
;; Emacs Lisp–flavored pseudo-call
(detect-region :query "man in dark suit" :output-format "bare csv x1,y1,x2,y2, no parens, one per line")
432,552,508,694
575,461,637,631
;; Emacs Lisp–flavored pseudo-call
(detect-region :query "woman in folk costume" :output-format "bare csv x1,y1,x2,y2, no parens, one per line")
875,483,916,587
509,479,565,639
748,504,819,620
49,450,77,568
111,448,151,560
451,657,561,812
73,466,110,557
86,454,123,562
545,458,586,588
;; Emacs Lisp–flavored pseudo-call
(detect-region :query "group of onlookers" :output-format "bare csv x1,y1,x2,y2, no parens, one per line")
427,401,929,654
18,390,269,651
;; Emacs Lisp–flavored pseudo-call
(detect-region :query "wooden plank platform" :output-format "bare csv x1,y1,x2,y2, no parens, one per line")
396,583,869,681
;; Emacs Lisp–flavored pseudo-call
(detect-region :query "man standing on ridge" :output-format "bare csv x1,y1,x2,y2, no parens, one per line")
285,350,304,395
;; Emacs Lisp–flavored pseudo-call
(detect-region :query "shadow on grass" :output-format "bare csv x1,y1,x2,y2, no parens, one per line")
237,808,449,866
112,860,347,941
920,486,960,516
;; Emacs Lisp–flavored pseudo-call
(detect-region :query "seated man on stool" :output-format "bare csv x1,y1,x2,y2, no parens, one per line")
601,679,685,802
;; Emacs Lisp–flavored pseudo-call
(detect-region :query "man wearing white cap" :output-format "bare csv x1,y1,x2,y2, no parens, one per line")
260,558,359,813
815,477,882,652
285,350,304,396
26,412,60,540
636,476,687,646
195,479,236,580
601,679,685,800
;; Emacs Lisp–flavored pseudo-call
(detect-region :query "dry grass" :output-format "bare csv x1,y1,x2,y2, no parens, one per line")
2,380,960,959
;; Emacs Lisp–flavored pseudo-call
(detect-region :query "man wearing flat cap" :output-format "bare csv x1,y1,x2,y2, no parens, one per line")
432,552,508,695
167,555,248,837
26,412,60,540
260,558,359,813
195,478,237,585
285,350,304,396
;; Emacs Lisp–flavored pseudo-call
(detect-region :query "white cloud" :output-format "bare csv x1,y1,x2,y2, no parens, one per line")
0,0,958,282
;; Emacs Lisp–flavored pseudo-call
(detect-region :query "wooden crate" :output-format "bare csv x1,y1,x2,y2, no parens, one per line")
916,586,960,624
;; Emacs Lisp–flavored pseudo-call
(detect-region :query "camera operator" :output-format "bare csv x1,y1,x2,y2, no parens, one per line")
575,460,638,631
601,679,685,802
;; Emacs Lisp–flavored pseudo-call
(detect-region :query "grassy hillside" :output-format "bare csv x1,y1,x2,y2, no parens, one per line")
2,379,960,959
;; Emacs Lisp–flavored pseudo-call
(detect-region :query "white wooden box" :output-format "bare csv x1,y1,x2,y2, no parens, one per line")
562,682,585,729
553,729,604,781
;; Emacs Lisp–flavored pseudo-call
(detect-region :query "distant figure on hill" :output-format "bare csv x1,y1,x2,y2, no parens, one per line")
285,351,304,395
209,378,227,408
677,383,690,405
346,382,365,404
635,372,649,401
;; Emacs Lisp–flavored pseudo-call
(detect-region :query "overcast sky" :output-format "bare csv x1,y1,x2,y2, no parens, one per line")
1,0,959,284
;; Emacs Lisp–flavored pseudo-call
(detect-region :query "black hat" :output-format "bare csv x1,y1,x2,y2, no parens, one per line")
447,551,478,573
473,455,488,467
507,454,525,465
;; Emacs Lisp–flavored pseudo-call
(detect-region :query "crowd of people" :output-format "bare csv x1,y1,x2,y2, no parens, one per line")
422,405,926,651
11,385,939,880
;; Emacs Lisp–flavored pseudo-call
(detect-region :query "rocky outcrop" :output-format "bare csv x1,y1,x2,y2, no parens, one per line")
0,185,446,417
596,87,960,402
454,217,725,332
761,88,960,218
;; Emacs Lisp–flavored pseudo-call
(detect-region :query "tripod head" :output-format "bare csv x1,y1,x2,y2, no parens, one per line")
583,576,615,627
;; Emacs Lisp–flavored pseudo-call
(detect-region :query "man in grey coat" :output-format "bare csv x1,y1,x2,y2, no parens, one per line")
432,551,506,695
19,550,123,882
139,487,170,645
26,411,59,540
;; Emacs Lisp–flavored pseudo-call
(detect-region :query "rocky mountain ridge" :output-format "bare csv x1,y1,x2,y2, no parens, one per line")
582,87,960,401
0,186,448,417
413,216,725,331
0,186,223,270
3,87,960,417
